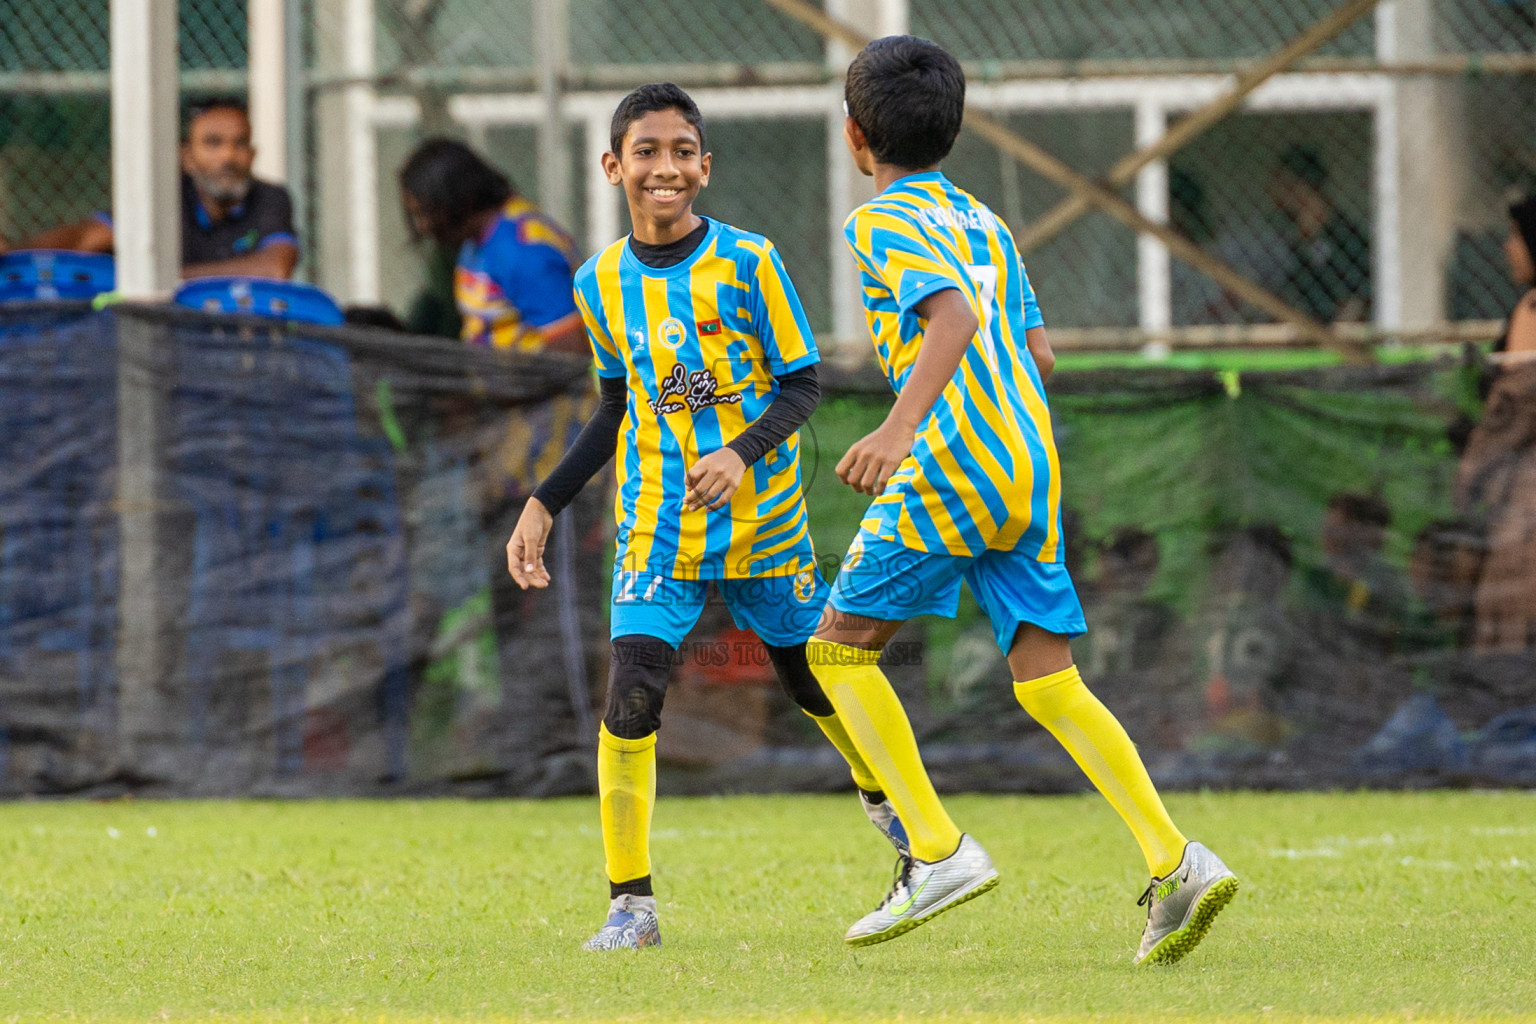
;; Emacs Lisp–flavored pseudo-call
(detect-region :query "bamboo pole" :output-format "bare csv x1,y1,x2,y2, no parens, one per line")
761,0,1353,356
964,109,1347,351
1015,0,1383,252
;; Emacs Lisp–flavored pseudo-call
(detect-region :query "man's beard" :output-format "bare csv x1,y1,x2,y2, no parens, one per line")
192,170,252,205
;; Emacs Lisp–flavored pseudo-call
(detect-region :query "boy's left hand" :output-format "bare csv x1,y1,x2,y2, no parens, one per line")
837,419,914,496
685,447,746,511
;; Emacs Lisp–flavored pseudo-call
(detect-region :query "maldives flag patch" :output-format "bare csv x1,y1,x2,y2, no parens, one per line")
697,318,722,336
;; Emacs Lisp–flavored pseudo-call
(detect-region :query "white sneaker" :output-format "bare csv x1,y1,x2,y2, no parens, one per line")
1134,842,1238,965
844,834,998,948
581,894,661,951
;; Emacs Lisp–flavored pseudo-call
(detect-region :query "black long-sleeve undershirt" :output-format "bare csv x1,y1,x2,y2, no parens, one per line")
531,374,626,517
726,365,819,467
530,366,821,516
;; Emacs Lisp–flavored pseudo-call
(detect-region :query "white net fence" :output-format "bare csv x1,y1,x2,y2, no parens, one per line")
0,0,1531,347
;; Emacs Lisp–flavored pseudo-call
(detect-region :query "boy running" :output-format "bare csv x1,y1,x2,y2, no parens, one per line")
807,37,1239,963
505,84,909,951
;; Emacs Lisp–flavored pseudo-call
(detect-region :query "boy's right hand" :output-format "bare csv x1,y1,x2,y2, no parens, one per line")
506,498,555,589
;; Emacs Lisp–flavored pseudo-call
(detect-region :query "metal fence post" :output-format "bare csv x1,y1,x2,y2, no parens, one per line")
110,0,179,297
825,0,906,362
1135,99,1172,341
1375,0,1470,333
111,0,180,773
249,0,288,184
535,0,572,229
314,0,379,304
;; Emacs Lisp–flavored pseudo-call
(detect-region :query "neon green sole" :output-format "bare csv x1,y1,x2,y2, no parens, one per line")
1140,875,1240,966
845,872,999,949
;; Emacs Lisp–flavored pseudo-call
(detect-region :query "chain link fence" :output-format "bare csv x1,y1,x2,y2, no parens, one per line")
1,1,1532,343
914,0,1376,61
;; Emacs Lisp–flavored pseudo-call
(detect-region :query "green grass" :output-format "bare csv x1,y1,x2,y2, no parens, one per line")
1,792,1532,1022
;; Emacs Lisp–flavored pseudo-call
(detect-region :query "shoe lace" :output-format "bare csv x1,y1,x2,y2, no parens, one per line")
877,855,915,911
1139,844,1194,912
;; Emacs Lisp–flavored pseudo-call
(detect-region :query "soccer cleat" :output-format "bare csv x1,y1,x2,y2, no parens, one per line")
581,894,661,951
1134,841,1239,965
844,833,998,948
859,791,911,858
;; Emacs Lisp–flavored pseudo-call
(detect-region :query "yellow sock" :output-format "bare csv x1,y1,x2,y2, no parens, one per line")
1014,666,1186,877
597,723,656,886
807,638,961,862
806,710,883,793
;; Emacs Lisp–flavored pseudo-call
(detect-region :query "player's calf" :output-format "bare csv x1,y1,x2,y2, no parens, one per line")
768,640,913,858
588,639,671,951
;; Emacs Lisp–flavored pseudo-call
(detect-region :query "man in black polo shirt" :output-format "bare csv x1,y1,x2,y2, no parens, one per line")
2,97,299,281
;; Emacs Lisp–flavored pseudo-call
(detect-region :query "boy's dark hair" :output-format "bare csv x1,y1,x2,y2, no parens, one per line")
181,95,248,141
844,35,965,170
399,138,514,241
610,83,706,155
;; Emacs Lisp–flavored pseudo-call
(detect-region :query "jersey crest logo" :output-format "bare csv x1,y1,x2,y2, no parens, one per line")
648,364,743,416
656,317,687,349
793,565,817,604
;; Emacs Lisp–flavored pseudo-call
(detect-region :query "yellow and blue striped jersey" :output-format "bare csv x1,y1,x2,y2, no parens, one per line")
844,171,1061,562
456,196,582,352
574,218,821,580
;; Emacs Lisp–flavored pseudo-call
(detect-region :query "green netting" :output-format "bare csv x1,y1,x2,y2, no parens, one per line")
689,356,1532,794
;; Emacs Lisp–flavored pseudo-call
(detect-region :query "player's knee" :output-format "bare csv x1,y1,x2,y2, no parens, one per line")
1013,664,1087,719
765,642,834,717
602,635,674,740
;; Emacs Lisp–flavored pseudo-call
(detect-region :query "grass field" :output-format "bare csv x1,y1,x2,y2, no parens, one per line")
1,791,1532,1023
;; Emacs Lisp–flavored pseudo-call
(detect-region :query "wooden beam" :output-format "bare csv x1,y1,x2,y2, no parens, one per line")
963,109,1345,351
764,0,867,50
1016,0,1384,252
762,0,1352,355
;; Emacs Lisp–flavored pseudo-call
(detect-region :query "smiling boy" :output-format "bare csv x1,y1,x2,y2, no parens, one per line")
504,84,911,950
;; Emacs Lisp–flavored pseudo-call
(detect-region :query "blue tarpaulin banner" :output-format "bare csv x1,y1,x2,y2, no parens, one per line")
0,304,605,796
